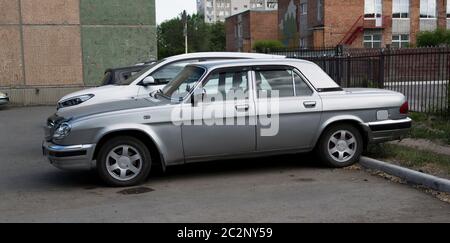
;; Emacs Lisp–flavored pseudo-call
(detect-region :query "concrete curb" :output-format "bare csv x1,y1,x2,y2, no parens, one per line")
360,157,450,193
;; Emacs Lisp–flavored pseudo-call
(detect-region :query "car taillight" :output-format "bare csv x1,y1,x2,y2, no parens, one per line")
400,101,409,114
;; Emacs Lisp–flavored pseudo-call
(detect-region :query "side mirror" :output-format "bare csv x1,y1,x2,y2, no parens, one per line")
142,76,156,86
191,88,206,107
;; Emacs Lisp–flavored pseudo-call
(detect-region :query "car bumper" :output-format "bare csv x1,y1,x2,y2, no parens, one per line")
0,97,9,105
364,118,412,143
42,141,96,171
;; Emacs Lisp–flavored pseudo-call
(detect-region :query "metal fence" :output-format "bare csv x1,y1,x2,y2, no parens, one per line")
265,46,450,117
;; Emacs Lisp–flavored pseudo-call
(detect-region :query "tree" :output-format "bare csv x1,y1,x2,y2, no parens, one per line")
157,17,185,58
157,13,226,59
417,29,450,47
209,22,226,51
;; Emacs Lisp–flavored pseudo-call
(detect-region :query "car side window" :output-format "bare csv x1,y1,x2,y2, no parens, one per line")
255,69,295,98
201,70,249,102
151,59,200,84
294,71,313,96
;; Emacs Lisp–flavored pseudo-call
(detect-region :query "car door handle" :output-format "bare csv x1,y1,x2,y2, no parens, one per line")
303,101,317,108
235,104,250,111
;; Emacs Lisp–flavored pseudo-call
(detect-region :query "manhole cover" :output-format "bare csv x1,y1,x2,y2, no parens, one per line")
118,187,155,195
294,178,315,182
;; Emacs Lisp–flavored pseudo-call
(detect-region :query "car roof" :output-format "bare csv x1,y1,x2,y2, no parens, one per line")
189,58,340,90
163,52,286,61
189,58,317,70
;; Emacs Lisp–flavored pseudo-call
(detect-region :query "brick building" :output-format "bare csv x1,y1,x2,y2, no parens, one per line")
226,10,279,52
278,0,450,49
0,0,156,105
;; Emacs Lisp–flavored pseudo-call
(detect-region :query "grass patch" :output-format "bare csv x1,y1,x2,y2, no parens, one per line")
409,112,450,145
366,144,450,179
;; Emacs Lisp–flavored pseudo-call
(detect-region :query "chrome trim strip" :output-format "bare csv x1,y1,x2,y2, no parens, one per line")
366,117,412,126
44,142,94,152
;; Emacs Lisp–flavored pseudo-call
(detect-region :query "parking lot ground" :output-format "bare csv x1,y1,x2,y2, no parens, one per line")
0,106,449,223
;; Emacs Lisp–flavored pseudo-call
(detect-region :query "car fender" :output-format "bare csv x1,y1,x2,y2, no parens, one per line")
93,123,174,166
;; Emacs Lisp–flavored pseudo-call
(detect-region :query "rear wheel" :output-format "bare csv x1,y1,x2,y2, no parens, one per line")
97,136,151,187
317,124,363,168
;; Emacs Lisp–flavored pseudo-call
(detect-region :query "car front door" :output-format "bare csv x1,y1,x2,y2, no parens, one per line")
254,66,322,151
181,67,257,160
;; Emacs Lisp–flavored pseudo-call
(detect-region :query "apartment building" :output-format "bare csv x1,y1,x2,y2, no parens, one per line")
198,0,278,23
278,0,450,49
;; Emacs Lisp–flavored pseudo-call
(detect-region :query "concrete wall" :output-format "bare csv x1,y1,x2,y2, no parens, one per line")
0,0,156,105
80,0,157,85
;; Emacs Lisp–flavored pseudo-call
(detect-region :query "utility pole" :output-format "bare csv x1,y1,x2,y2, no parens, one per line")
182,10,188,54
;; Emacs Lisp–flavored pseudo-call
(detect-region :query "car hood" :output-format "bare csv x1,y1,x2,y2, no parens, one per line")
59,85,137,103
56,97,172,121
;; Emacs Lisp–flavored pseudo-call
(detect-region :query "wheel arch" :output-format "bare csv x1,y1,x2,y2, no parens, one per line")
92,129,166,171
314,116,369,150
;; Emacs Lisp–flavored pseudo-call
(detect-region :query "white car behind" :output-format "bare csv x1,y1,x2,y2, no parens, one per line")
57,52,285,111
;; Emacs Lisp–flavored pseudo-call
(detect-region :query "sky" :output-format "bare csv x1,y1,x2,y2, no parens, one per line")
156,0,197,24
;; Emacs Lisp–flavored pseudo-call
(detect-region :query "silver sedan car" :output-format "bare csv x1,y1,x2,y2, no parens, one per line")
43,59,411,187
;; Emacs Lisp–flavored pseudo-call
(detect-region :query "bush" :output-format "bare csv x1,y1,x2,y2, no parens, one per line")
417,29,450,47
253,40,285,53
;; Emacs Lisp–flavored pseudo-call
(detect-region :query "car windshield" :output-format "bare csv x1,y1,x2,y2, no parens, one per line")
161,66,206,100
116,59,166,85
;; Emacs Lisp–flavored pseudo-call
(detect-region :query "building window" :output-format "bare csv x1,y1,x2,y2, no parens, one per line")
317,0,323,21
364,0,382,19
392,34,409,48
300,3,307,15
447,1,450,18
420,0,436,18
393,0,409,18
364,33,382,48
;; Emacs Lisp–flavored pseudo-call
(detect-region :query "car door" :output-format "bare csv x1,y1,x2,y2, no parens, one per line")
254,66,322,151
181,67,257,160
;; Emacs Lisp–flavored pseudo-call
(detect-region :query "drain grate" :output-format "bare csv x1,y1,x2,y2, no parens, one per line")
294,178,315,182
117,187,155,195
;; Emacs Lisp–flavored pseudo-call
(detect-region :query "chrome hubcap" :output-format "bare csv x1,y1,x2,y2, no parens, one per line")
327,130,357,163
106,145,142,181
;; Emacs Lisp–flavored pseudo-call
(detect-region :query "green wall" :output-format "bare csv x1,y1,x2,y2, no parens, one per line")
80,0,157,85
80,0,156,25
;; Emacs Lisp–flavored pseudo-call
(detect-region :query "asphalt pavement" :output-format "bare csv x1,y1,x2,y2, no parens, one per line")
0,106,449,223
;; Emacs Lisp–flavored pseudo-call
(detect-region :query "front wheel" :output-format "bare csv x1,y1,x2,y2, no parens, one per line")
97,136,152,187
316,124,363,168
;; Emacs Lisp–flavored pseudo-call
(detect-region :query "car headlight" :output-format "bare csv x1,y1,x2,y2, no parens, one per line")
0,92,6,98
58,94,94,110
53,122,72,140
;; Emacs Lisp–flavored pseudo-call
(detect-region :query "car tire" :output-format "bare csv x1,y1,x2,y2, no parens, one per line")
97,136,151,187
316,124,363,168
